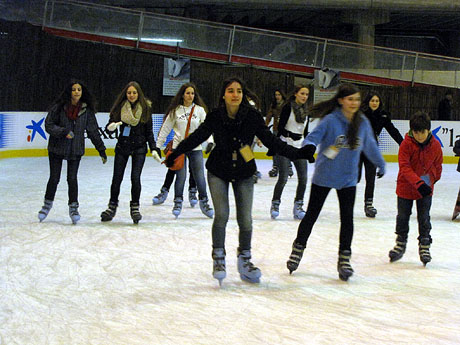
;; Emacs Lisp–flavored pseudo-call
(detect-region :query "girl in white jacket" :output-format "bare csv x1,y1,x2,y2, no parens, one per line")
156,82,214,218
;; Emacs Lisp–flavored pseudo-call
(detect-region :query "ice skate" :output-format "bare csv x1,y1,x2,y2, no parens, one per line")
237,248,261,283
364,198,377,218
199,197,214,218
389,236,407,262
270,200,280,219
337,249,354,281
189,188,198,208
419,238,431,266
152,187,169,205
172,197,183,218
101,201,118,222
38,199,53,222
288,165,294,178
286,242,305,274
212,248,226,287
293,200,305,220
268,166,278,177
130,201,142,224
68,202,80,225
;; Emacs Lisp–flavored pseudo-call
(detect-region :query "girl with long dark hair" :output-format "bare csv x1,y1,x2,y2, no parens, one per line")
286,83,386,281
38,79,107,224
100,81,159,224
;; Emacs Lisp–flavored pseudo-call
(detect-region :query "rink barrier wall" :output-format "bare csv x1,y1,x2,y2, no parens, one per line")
1,112,459,163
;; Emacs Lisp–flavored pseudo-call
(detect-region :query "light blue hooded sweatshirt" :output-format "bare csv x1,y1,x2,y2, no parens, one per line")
303,108,386,189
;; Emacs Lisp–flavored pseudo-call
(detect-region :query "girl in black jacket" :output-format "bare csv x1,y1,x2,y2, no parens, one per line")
38,79,107,224
165,77,315,286
360,92,403,217
101,81,160,224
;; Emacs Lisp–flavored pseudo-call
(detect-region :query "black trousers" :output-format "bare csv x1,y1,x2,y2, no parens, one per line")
44,152,81,203
358,154,377,201
295,183,356,251
161,165,196,191
109,152,146,204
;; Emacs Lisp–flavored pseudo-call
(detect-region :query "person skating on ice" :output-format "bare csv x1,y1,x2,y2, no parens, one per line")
165,77,315,286
38,79,107,224
155,82,214,219
359,91,403,218
388,112,442,266
101,81,160,224
286,83,386,281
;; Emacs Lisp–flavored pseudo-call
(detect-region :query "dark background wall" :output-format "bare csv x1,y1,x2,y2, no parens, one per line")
1,19,458,120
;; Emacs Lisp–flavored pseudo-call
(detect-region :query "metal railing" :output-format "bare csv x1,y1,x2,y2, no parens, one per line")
42,0,460,88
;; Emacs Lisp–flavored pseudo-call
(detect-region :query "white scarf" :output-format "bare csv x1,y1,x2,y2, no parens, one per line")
121,101,142,126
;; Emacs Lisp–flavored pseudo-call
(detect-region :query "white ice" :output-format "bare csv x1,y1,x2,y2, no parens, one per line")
1,157,459,345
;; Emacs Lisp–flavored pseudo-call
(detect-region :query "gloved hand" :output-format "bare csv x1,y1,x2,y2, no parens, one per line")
107,121,122,132
205,142,215,154
164,151,180,168
376,166,385,178
417,182,432,197
99,150,107,164
297,144,316,163
152,148,162,162
66,131,74,139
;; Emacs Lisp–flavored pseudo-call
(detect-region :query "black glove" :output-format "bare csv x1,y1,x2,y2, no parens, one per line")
417,182,432,197
99,150,107,164
205,142,215,154
165,150,180,168
376,166,385,179
298,144,316,163
153,147,162,158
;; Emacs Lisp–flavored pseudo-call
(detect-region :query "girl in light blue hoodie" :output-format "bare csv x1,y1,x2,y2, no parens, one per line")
286,83,386,281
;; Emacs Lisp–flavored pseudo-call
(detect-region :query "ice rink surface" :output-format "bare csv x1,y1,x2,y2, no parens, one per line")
1,157,459,345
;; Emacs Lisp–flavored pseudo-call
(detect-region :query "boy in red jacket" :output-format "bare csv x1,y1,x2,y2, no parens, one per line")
389,112,443,266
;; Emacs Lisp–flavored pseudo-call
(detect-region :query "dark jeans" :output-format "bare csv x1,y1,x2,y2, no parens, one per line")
109,152,146,204
161,164,196,191
208,172,254,250
395,196,432,243
358,154,376,201
272,155,308,201
44,152,81,203
295,184,356,251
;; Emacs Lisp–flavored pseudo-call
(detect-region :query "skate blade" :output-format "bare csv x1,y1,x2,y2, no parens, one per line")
240,274,261,284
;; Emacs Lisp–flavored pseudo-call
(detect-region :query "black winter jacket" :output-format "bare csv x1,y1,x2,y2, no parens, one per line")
173,104,299,182
45,103,106,159
106,108,156,156
363,108,403,145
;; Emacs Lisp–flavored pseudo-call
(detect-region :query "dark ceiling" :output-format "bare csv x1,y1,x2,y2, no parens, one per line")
92,0,460,57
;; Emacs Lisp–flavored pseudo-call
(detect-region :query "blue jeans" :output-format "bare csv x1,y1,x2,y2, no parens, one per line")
272,155,308,201
395,196,432,243
208,172,254,250
175,150,208,200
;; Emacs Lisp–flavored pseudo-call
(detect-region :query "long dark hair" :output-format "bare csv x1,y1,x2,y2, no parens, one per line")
164,82,208,120
361,91,383,113
310,83,363,149
218,77,251,108
49,79,96,112
288,84,310,103
110,81,151,123
270,88,286,109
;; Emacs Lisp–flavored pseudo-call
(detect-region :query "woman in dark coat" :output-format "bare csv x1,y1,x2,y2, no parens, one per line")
165,77,315,286
38,79,107,224
359,91,403,217
100,81,160,224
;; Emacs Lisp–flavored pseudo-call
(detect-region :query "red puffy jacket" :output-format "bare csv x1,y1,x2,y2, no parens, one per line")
396,133,443,200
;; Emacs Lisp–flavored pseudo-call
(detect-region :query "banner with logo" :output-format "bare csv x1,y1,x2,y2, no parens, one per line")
1,111,459,162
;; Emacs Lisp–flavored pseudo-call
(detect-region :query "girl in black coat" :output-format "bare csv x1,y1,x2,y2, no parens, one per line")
359,92,403,217
165,77,315,286
38,79,107,224
101,81,160,224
